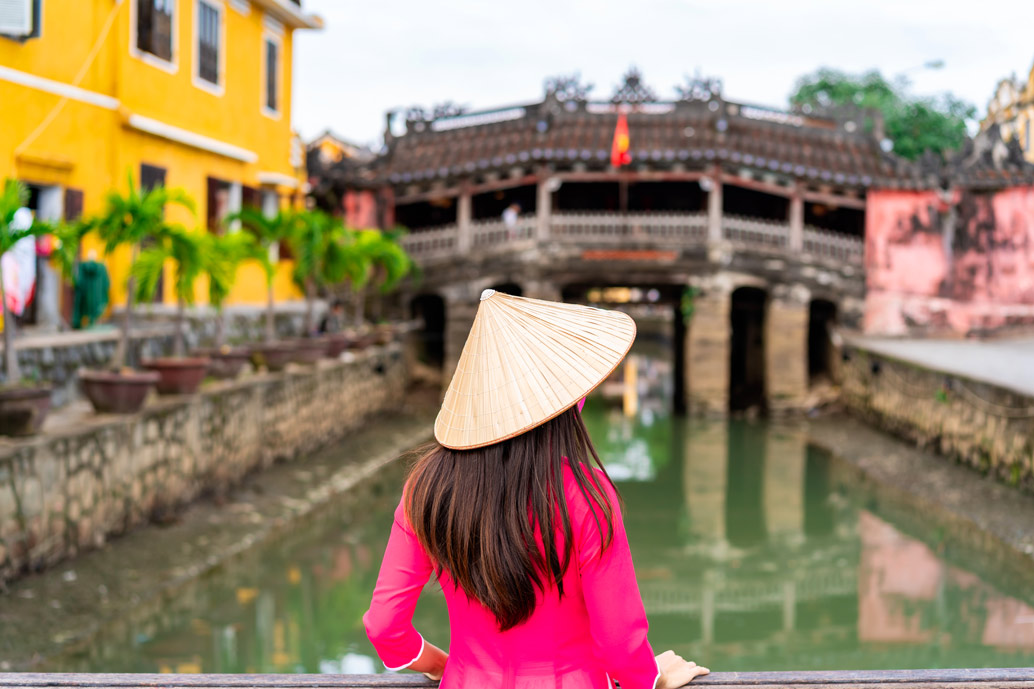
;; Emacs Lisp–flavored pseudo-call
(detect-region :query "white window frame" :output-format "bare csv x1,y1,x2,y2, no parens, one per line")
192,0,225,96
228,0,249,14
261,27,282,120
0,0,35,38
130,0,179,74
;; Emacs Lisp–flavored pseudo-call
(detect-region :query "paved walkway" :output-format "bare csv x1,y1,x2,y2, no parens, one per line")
845,335,1034,397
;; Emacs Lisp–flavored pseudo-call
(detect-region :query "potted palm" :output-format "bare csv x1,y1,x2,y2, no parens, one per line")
0,180,59,435
286,209,346,364
350,228,414,347
134,226,210,395
191,231,264,379
230,207,299,372
79,174,194,413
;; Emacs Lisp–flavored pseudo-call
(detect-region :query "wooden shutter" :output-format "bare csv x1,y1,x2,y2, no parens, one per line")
61,188,84,323
140,165,167,302
0,0,33,36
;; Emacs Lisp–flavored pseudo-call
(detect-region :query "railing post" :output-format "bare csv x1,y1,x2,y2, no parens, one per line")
707,166,723,243
536,173,552,243
457,184,472,255
789,184,804,252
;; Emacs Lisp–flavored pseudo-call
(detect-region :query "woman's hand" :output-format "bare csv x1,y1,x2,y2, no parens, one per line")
655,650,710,688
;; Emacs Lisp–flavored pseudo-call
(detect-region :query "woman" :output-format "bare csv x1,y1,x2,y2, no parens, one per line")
364,290,709,688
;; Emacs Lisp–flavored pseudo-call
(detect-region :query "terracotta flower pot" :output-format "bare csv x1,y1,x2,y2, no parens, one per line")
80,369,160,414
141,357,211,395
291,338,327,365
193,347,252,380
323,333,351,358
251,342,297,372
0,385,53,436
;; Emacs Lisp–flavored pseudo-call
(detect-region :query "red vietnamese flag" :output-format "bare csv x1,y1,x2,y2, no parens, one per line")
611,112,631,167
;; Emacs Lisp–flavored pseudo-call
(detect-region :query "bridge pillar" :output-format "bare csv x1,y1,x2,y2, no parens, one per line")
707,165,723,243
789,186,804,252
441,285,480,392
765,285,810,413
457,185,472,255
521,280,561,301
535,174,552,242
686,285,730,415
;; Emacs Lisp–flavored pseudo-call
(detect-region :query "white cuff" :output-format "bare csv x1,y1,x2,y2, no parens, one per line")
383,634,425,672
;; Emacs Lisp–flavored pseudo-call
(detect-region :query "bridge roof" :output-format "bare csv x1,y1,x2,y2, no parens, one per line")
375,95,908,190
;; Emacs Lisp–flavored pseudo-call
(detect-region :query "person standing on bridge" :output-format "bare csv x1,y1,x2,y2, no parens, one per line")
363,289,709,688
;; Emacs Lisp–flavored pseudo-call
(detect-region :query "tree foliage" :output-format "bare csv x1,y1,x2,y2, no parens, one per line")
789,68,976,160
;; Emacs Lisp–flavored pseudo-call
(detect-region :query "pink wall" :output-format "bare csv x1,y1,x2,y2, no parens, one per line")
343,190,380,229
865,186,1034,335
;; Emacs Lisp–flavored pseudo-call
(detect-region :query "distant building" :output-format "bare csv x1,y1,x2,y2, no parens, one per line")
0,0,322,319
981,59,1034,162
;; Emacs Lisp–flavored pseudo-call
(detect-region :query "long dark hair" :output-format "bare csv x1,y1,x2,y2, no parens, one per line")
404,406,618,631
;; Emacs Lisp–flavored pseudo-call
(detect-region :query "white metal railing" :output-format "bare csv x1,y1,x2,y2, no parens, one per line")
399,224,458,260
471,216,536,250
723,215,790,250
551,212,708,244
803,225,864,265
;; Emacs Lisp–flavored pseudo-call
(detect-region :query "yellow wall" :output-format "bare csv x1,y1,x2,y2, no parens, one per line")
0,0,315,311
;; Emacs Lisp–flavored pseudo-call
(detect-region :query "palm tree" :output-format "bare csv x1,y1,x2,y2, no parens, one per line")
349,228,414,327
0,179,61,383
204,231,265,348
131,226,204,356
288,209,350,336
92,173,194,368
228,207,298,343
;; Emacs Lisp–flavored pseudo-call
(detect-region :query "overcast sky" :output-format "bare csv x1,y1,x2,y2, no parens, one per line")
293,0,1034,147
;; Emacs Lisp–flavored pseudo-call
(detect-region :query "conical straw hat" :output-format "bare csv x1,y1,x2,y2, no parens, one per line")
434,289,637,450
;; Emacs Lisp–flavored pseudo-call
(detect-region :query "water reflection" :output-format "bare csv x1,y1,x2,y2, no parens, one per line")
42,340,1034,673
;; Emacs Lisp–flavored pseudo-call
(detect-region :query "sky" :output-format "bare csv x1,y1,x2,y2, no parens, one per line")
292,0,1034,147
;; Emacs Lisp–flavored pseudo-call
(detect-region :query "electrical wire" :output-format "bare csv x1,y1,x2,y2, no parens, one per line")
14,0,125,158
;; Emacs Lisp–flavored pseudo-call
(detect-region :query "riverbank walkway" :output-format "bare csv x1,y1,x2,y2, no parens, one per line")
844,334,1034,398
3,669,1033,689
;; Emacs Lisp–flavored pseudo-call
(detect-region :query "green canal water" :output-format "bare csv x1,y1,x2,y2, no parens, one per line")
43,342,1034,674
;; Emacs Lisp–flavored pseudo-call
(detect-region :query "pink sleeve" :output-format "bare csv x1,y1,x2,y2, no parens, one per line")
577,473,660,689
363,497,433,670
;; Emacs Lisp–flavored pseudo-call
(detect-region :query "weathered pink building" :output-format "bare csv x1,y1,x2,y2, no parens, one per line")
865,132,1034,336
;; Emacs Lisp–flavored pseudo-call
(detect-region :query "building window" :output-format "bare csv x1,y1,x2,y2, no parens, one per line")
136,0,174,62
0,0,41,39
195,0,222,89
263,35,279,116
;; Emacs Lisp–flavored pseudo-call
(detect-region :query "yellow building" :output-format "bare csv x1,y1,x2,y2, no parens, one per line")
0,0,321,318
982,59,1034,162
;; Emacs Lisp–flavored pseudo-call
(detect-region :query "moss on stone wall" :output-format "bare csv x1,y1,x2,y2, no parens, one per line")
841,348,1034,493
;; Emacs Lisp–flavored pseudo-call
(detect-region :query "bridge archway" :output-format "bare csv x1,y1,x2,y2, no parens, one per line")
808,299,838,385
729,287,768,413
409,293,446,370
489,282,523,297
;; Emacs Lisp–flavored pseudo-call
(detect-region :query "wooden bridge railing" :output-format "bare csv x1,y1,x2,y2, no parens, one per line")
399,212,864,267
3,669,1033,689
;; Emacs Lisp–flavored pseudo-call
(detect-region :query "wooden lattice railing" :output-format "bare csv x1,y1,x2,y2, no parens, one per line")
3,669,1033,689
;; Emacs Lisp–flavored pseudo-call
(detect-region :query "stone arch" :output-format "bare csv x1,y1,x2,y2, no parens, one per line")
729,286,768,413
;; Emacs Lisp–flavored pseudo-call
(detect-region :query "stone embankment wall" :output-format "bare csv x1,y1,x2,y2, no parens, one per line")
841,347,1034,492
2,329,178,407
0,345,406,582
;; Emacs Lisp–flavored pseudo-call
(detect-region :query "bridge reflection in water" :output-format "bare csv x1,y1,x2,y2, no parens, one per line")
37,341,1034,675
